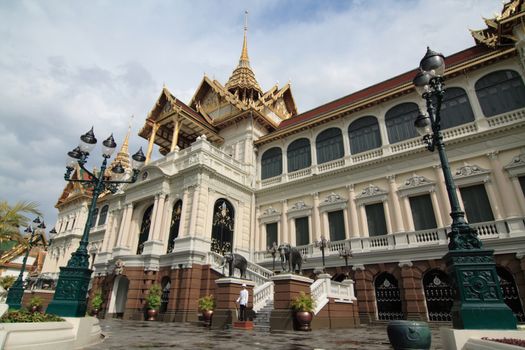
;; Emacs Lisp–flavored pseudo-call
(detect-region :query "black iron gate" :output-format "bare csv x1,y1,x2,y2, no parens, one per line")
160,277,171,314
497,267,525,323
375,272,404,320
423,269,454,322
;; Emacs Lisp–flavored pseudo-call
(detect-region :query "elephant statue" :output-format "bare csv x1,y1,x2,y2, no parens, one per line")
223,252,248,279
278,244,303,274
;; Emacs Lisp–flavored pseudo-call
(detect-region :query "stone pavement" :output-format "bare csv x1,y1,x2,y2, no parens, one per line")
85,319,445,349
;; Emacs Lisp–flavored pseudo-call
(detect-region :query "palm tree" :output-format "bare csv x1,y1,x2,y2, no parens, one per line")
0,201,42,243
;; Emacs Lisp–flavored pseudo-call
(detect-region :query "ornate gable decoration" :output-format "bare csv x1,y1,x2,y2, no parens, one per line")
504,152,525,177
356,184,388,206
287,200,312,219
453,164,491,186
398,174,435,197
319,192,348,212
470,0,524,48
259,206,281,224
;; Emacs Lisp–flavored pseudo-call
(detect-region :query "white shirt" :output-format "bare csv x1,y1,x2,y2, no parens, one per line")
236,288,248,305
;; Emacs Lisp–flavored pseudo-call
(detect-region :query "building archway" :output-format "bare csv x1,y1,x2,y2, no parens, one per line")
108,275,130,318
497,266,525,322
423,269,454,321
210,199,235,254
160,276,171,314
375,272,404,320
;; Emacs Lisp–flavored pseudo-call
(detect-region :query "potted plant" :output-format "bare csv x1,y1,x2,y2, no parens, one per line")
28,295,43,314
290,291,315,331
198,294,215,326
145,284,162,321
90,291,103,317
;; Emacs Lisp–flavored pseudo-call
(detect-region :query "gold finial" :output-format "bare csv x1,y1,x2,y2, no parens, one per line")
240,10,249,62
121,115,133,153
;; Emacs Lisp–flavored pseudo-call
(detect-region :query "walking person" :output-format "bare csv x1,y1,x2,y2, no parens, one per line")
236,283,249,321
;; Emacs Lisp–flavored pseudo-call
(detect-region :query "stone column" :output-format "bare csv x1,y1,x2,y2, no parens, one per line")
116,204,133,248
358,204,369,237
148,194,161,240
511,177,525,215
429,189,444,227
484,179,503,220
312,192,321,241
146,122,160,164
281,200,288,243
188,186,199,237
347,185,359,237
383,199,393,234
433,164,452,225
387,175,405,233
322,211,329,239
308,215,314,244
178,188,189,238
401,195,415,231
398,261,426,320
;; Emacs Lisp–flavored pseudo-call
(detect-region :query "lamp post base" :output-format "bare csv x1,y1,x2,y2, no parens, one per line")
5,281,25,310
46,265,93,317
444,249,517,330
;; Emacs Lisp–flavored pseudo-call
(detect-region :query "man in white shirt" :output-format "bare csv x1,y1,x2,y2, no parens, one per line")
236,283,249,321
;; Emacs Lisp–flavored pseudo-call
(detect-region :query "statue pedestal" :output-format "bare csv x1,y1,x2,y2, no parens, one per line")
270,273,313,331
211,278,255,329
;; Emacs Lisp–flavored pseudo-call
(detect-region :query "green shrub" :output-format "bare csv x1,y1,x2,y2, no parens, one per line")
0,310,64,323
29,296,43,308
0,276,15,289
290,291,315,312
145,284,162,310
91,291,103,310
198,295,215,311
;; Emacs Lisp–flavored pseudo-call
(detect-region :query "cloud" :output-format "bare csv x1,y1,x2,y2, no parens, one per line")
0,0,502,228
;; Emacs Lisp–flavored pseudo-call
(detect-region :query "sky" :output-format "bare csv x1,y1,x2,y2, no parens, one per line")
0,0,502,232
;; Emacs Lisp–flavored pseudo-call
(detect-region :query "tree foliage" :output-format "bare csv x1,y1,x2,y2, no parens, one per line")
0,201,42,242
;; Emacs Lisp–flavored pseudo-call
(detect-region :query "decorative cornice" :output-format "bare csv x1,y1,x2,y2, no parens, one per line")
505,152,525,177
356,184,388,199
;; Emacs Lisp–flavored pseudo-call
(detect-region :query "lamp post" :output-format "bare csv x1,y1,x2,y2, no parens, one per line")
267,242,278,272
412,48,516,329
46,127,145,317
314,236,330,271
338,247,352,279
6,217,45,309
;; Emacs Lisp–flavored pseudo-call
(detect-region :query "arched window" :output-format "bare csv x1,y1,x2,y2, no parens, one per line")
423,269,453,321
211,199,235,254
137,205,153,255
316,128,344,164
261,147,282,180
440,87,475,129
497,266,525,322
167,200,182,253
385,103,419,143
476,70,525,117
287,138,311,172
348,116,381,154
89,208,99,228
97,205,109,226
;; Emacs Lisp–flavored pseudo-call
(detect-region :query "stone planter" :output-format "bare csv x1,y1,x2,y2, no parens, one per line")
146,309,158,321
387,320,431,350
202,310,213,326
294,311,313,331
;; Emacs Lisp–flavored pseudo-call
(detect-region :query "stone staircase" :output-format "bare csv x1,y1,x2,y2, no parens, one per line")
253,298,273,332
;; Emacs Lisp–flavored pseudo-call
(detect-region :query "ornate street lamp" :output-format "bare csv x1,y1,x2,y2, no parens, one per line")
413,48,516,329
314,235,330,271
338,247,352,278
46,127,145,317
267,242,278,272
6,217,45,309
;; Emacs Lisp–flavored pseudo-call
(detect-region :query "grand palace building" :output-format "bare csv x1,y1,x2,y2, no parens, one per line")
41,1,525,326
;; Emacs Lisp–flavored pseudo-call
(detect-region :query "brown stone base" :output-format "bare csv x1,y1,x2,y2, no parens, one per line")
233,321,253,330
270,309,295,330
210,309,234,329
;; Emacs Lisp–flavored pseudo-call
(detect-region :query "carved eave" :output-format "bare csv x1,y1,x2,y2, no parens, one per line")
0,231,47,265
55,165,92,208
257,83,298,120
471,0,524,48
139,86,223,153
213,108,279,131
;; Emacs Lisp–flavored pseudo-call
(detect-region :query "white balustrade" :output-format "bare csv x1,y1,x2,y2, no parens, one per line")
317,158,345,172
351,149,383,163
310,276,356,315
486,108,525,127
288,167,312,180
252,281,274,313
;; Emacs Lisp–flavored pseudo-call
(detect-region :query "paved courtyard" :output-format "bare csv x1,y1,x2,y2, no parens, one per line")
86,319,444,349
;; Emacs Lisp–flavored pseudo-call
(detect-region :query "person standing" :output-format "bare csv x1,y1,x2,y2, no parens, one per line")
236,283,249,321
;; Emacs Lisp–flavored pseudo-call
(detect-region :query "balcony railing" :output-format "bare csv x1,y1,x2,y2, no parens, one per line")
254,219,517,263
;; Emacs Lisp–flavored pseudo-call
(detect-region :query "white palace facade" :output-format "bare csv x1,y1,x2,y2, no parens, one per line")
42,1,525,324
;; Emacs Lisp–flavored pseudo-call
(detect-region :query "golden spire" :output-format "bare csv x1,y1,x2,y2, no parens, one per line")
225,10,262,100
109,116,133,173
